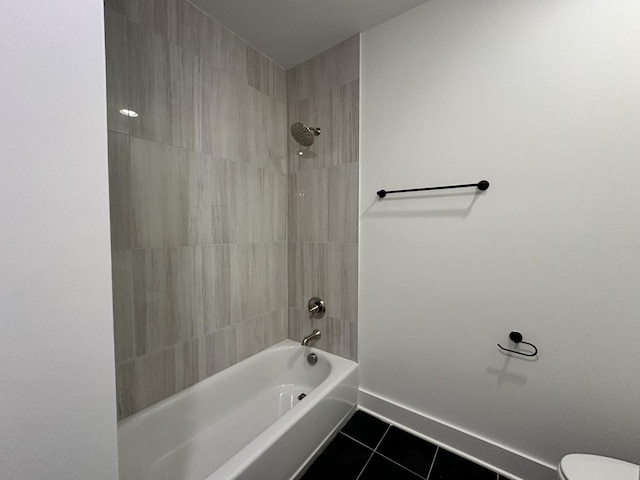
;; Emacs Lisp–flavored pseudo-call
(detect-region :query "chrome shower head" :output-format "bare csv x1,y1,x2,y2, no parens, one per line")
290,122,321,147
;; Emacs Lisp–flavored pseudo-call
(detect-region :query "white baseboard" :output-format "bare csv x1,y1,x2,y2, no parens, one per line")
358,389,557,480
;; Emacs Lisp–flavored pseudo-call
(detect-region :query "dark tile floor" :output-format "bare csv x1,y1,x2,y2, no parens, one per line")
300,410,511,480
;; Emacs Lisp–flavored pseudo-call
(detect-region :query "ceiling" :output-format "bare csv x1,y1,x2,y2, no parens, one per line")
189,0,430,69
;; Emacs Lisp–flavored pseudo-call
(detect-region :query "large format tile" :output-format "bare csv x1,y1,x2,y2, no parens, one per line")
312,316,357,361
132,246,203,354
116,345,176,419
328,162,359,243
235,309,287,363
123,137,238,248
174,47,207,153
429,448,497,480
126,137,191,248
264,308,287,347
115,0,183,44
174,336,206,391
287,34,360,103
177,2,247,81
191,156,236,245
104,9,129,134
230,242,287,323
288,309,357,360
235,315,266,362
341,411,390,449
127,21,182,146
245,49,286,104
377,427,438,478
301,433,371,480
107,131,132,249
204,325,237,376
359,454,424,480
288,80,359,172
329,79,359,167
289,242,358,323
247,47,275,98
288,169,329,242
288,93,330,172
287,307,312,345
234,165,286,243
199,245,231,333
111,249,135,363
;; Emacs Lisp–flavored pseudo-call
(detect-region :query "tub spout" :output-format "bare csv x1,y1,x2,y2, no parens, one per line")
302,329,321,346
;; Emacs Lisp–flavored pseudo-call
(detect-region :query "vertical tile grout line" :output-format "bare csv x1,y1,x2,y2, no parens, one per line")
354,424,391,480
425,446,439,480
374,424,392,452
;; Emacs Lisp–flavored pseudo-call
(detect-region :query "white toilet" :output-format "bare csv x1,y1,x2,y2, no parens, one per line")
558,454,639,480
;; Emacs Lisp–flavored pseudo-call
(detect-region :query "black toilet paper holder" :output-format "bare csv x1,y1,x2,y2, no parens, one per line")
497,331,538,357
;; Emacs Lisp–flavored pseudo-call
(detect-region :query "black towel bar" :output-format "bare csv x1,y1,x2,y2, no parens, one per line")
376,180,489,198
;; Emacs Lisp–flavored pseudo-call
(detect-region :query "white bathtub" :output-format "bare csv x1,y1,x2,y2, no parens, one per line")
117,340,358,480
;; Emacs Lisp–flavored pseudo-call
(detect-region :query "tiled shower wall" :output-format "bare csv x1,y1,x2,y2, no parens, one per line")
287,36,360,361
105,1,288,419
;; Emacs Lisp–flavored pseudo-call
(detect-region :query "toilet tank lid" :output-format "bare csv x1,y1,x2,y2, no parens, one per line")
560,454,639,480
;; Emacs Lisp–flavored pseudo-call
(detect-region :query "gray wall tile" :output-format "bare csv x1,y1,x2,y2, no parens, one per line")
205,325,237,376
111,249,135,363
329,80,359,166
288,93,329,172
175,336,206,391
119,346,177,418
105,9,129,134
107,131,131,249
288,79,359,172
287,35,359,103
126,137,191,248
115,361,136,419
274,65,287,104
127,21,182,146
178,2,247,81
288,169,329,242
265,308,288,347
119,0,183,44
132,246,203,353
289,242,358,323
230,243,287,323
286,36,359,362
247,47,275,98
235,165,287,243
328,163,359,243
235,315,267,362
199,245,231,333
288,308,356,361
109,1,373,420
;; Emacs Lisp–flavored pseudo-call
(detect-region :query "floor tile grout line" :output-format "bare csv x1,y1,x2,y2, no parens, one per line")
354,450,376,480
425,446,439,480
339,431,375,452
373,424,392,451
336,418,505,480
347,424,391,480
367,425,432,480
373,451,430,480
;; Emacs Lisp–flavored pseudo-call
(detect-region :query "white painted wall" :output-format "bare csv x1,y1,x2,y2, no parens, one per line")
360,0,640,469
0,2,119,479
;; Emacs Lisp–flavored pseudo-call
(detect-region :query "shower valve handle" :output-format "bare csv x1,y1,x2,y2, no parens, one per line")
307,297,325,319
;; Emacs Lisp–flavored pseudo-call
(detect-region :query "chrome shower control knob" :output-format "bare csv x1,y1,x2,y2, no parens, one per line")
307,297,325,319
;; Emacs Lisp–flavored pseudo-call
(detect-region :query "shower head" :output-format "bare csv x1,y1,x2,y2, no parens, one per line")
290,122,321,147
